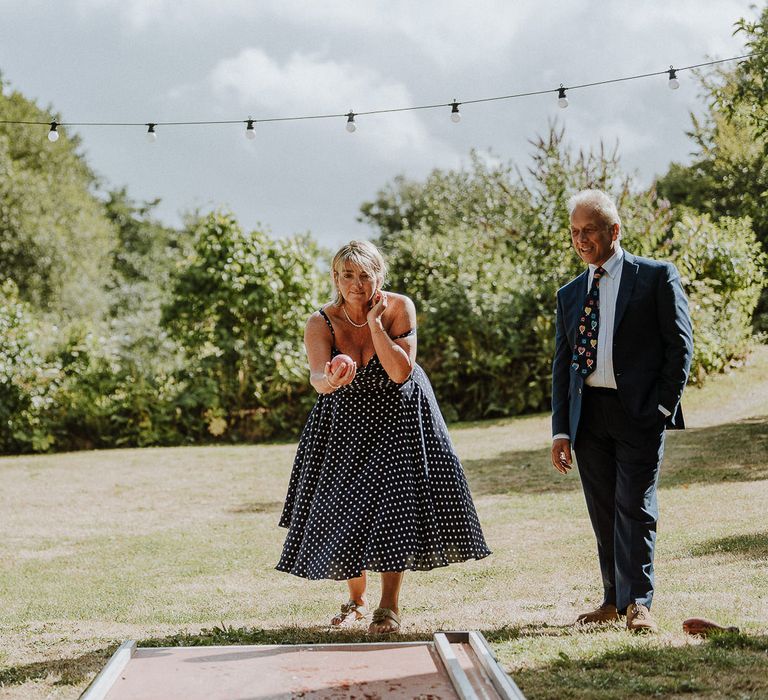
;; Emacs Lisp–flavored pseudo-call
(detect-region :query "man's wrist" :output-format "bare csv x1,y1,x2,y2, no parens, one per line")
553,433,570,442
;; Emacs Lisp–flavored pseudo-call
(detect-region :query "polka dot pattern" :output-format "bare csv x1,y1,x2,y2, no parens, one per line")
276,313,491,581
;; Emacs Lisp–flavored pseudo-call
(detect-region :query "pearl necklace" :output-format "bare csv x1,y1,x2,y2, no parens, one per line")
342,305,368,328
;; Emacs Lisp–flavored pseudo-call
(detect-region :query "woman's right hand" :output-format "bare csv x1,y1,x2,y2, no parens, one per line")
324,360,357,390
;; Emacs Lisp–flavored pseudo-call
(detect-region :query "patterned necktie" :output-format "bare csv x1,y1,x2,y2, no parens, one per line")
571,266,605,377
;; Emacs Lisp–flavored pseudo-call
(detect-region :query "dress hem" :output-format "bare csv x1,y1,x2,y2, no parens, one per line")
275,550,492,581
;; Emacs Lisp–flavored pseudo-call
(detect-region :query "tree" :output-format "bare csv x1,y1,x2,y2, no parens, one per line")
656,69,768,253
104,188,191,372
162,211,329,440
656,5,768,328
0,79,117,321
727,8,768,142
0,280,59,452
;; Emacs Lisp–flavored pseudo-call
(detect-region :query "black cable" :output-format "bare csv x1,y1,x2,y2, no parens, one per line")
0,52,758,129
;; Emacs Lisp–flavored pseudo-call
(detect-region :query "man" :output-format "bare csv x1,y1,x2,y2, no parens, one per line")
551,189,693,633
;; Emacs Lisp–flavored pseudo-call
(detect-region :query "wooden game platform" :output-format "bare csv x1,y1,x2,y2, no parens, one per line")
80,631,526,699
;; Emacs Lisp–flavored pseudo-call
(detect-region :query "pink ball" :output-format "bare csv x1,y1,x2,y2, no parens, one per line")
330,354,355,373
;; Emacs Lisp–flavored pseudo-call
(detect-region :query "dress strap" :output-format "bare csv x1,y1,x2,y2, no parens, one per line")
392,329,416,340
318,308,336,338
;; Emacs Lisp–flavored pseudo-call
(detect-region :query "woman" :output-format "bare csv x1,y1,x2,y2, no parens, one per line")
276,240,490,634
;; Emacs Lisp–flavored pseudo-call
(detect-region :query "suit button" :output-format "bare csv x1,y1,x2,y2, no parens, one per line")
616,372,622,377
578,388,582,395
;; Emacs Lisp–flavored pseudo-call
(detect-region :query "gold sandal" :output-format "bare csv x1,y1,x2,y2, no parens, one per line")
367,607,401,635
330,600,369,627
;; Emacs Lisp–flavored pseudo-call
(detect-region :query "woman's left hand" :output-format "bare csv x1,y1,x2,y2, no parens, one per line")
366,291,387,325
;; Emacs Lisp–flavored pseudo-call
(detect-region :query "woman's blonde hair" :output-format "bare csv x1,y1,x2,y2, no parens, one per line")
330,240,388,306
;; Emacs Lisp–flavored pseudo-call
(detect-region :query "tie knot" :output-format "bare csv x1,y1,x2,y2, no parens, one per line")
593,266,606,280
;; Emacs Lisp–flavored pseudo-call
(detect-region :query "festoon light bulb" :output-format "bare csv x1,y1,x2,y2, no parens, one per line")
668,67,680,90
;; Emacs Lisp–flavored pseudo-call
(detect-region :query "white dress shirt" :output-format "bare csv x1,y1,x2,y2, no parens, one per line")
584,246,624,389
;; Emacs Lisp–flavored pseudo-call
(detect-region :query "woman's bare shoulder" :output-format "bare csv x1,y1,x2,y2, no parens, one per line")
385,291,415,311
384,292,416,333
305,308,332,332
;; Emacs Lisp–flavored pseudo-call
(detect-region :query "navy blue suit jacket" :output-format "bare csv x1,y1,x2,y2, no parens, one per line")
551,252,694,443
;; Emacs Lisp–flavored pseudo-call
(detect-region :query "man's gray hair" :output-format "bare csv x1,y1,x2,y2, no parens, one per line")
567,189,622,233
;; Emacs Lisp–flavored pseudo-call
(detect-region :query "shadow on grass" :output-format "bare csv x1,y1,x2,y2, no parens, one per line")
691,531,768,559
661,415,768,489
500,630,768,700
229,501,283,514
0,646,117,687
462,415,768,496
463,447,575,496
138,623,434,647
484,622,577,642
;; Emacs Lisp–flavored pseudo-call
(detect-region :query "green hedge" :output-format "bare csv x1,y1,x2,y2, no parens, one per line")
0,136,764,453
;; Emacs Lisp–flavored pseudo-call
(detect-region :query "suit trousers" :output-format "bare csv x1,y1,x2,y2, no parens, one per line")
574,386,665,612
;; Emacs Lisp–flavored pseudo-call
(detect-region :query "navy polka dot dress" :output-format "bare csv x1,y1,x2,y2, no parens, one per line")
276,309,491,580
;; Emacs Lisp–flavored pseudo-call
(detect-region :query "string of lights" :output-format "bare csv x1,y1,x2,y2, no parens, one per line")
0,52,757,143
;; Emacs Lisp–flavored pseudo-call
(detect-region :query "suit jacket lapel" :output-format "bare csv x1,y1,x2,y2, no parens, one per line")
567,270,589,343
614,253,639,335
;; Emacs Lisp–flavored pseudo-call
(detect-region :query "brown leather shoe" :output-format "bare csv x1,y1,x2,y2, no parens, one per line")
576,603,619,624
626,603,658,633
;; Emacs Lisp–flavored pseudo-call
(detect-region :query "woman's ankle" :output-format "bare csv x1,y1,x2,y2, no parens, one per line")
377,602,399,614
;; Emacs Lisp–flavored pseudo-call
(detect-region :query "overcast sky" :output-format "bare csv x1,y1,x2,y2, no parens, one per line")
0,0,757,248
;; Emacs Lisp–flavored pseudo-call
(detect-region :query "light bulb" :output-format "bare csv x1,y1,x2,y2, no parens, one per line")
668,67,680,90
47,121,59,142
346,112,356,133
146,124,157,143
450,101,461,123
245,119,256,139
557,86,569,109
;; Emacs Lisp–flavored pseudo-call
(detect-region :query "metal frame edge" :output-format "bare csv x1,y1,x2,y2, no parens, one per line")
433,632,479,700
468,631,526,700
79,639,136,700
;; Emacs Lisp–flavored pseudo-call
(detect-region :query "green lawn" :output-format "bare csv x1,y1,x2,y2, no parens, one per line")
1,347,767,699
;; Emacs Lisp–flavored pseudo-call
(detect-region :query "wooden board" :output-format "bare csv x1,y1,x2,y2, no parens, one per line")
80,632,526,700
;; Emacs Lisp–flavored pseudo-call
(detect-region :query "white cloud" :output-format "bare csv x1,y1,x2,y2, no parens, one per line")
73,0,578,66
603,0,752,60
72,0,752,71
208,48,458,162
258,0,539,66
74,0,173,28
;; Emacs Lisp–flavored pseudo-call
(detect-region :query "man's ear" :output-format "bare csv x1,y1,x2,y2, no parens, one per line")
612,224,621,241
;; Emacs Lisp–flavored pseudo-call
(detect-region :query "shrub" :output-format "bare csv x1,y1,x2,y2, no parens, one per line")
0,280,58,452
663,212,765,381
162,211,329,441
46,328,184,450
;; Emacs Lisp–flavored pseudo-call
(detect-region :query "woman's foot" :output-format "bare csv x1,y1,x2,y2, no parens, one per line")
330,599,368,628
367,607,400,635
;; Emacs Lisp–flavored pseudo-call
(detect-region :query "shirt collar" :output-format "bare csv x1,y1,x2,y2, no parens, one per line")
589,244,624,279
